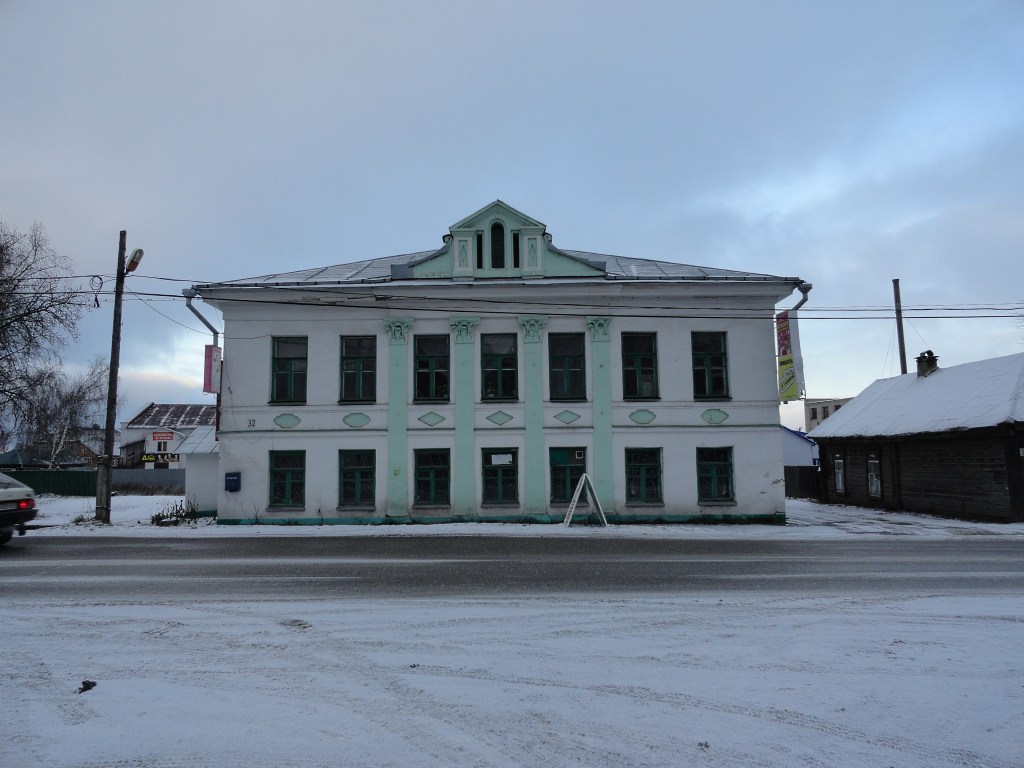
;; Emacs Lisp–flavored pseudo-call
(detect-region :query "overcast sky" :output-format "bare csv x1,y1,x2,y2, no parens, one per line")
2,0,1022,429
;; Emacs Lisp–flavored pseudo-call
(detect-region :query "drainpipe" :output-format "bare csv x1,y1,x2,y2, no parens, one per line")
182,288,219,346
790,282,812,311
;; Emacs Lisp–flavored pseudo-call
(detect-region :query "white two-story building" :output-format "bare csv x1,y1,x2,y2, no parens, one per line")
193,201,805,525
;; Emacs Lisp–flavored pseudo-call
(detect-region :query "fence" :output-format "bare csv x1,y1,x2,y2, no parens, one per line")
784,466,823,500
2,469,186,496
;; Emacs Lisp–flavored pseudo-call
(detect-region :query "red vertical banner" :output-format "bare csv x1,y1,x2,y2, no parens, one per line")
204,345,222,394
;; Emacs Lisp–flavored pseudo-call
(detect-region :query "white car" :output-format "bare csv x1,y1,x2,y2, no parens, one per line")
0,471,37,545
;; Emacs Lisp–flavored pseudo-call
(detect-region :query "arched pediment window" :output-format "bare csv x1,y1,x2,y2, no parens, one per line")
490,222,505,269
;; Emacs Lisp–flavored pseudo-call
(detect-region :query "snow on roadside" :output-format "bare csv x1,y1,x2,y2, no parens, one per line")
25,494,1024,538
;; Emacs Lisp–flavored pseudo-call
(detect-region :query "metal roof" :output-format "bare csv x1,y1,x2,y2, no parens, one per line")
195,248,799,290
125,404,217,431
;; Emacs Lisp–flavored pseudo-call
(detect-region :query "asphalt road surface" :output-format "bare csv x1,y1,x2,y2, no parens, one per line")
2,536,1021,600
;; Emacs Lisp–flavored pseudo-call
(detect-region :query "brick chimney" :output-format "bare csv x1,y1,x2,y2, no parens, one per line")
915,350,939,377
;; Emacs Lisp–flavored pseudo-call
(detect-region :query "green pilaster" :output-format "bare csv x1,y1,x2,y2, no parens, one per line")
385,319,412,517
587,316,614,509
451,316,479,516
519,315,548,514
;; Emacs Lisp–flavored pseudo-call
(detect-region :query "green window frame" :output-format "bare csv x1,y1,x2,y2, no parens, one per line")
482,448,518,504
697,447,734,502
271,337,307,403
481,334,518,401
414,335,450,401
626,448,662,503
549,447,586,503
340,336,376,402
692,332,729,399
622,333,659,399
490,222,505,269
269,450,305,507
414,449,450,505
339,450,375,507
548,333,586,401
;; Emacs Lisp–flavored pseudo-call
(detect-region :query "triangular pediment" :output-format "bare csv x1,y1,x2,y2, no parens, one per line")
404,201,605,281
449,200,545,232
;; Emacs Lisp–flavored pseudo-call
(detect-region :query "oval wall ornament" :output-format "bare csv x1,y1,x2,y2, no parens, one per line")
701,408,729,425
628,409,656,425
273,413,302,429
486,411,513,425
343,413,371,428
554,410,581,424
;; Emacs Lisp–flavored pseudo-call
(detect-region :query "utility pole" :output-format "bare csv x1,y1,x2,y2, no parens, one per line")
95,231,142,523
892,278,908,375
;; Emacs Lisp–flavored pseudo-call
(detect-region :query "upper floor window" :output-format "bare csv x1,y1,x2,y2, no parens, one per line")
414,335,450,401
622,333,659,399
549,333,586,401
810,407,818,420
340,336,376,402
490,222,505,269
692,332,729,399
481,334,518,401
271,337,307,403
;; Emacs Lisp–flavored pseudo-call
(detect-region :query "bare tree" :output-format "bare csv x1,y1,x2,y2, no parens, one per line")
13,359,108,466
0,220,84,441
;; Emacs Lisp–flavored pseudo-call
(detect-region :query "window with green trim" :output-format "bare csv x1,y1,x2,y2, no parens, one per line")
549,447,586,503
622,333,659,399
548,333,585,400
340,336,376,402
482,448,518,504
490,222,505,269
697,447,734,502
626,448,662,503
414,335,450,401
414,449,450,505
269,451,305,507
481,334,518,401
271,337,307,403
339,450,375,507
692,332,729,399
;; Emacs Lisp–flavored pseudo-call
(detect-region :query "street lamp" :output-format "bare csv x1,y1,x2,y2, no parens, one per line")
95,230,143,523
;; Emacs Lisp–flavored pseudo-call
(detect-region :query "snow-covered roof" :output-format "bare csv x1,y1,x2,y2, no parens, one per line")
177,425,218,454
125,403,217,431
807,353,1024,439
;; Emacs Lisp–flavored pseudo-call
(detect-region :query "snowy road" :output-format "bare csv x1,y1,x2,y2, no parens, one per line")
2,498,1022,766
2,536,1023,599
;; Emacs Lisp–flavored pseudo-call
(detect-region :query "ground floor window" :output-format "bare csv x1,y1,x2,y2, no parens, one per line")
833,454,846,494
482,448,518,504
626,448,662,503
269,451,305,507
550,447,586,503
414,449,450,505
697,447,733,502
339,450,375,507
867,454,881,498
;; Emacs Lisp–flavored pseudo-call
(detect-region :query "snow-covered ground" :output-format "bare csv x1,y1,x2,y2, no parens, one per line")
3,497,1022,767
24,494,1024,538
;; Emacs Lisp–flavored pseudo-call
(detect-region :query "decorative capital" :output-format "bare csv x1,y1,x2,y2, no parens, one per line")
384,318,413,344
518,315,548,342
450,316,480,343
586,316,612,341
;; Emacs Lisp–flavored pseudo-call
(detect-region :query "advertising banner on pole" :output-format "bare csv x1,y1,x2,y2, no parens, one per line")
776,310,805,402
204,345,222,394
